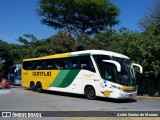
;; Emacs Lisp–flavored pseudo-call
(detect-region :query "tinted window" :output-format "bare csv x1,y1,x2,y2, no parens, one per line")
93,55,111,75
55,59,67,69
79,56,95,72
102,63,116,82
23,60,45,70
45,59,54,70
33,61,43,70
23,61,33,70
23,55,95,72
68,59,79,69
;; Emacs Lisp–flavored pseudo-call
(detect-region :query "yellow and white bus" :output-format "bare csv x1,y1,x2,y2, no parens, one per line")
22,50,142,99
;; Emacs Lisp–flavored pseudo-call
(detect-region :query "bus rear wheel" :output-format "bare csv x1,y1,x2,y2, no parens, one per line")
36,82,43,93
30,82,36,91
85,86,96,100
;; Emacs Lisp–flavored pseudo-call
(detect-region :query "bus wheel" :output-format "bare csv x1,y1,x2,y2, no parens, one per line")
36,82,43,93
85,86,96,100
30,82,36,91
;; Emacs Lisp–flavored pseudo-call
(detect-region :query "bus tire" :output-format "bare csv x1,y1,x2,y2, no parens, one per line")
85,86,96,100
36,82,43,93
30,82,36,91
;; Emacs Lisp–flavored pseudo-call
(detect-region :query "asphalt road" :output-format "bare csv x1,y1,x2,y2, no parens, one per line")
0,86,160,120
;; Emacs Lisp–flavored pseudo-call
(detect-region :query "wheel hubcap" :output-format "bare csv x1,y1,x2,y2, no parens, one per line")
89,90,94,97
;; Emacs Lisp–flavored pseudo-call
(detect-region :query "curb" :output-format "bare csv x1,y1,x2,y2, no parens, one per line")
136,96,160,99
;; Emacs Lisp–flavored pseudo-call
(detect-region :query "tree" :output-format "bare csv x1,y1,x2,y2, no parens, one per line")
17,34,47,58
0,40,10,62
89,28,117,49
0,40,13,76
9,44,23,63
139,0,160,31
49,31,75,53
107,24,160,95
37,0,119,35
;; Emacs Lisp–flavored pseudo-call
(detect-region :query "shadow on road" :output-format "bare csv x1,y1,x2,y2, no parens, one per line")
24,88,137,103
97,97,137,103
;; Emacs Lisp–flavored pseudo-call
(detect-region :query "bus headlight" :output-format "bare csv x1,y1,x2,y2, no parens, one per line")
112,85,136,92
111,85,123,91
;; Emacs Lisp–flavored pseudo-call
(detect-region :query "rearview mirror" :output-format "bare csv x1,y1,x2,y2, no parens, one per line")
132,63,143,73
103,60,121,72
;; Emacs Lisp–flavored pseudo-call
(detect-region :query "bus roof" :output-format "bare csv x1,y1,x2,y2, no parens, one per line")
10,64,22,68
23,50,129,61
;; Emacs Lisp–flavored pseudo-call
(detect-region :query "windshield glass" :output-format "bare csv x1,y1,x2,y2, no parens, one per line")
15,68,21,77
112,57,136,85
102,63,117,82
93,55,136,86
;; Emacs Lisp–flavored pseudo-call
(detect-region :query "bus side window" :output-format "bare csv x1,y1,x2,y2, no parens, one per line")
80,56,95,72
46,60,54,70
55,59,67,70
47,65,53,69
36,66,42,70
73,64,78,69
23,62,28,70
33,61,43,70
89,61,95,72
23,61,32,70
68,59,78,69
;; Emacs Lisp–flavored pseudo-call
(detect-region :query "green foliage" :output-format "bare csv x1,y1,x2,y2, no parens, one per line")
1,23,160,81
0,40,10,61
17,32,75,58
90,29,117,49
9,44,23,63
108,24,160,79
0,1,160,88
74,34,92,50
48,31,75,54
36,0,119,35
0,40,14,76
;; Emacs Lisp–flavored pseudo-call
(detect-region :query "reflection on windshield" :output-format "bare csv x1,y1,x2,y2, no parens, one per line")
93,55,136,86
15,69,21,77
112,57,136,85
103,63,116,82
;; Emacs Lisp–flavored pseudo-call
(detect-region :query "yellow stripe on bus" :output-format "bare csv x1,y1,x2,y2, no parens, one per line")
23,53,71,61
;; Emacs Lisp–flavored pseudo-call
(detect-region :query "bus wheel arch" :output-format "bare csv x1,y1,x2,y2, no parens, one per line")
30,81,36,91
84,85,96,100
36,81,43,93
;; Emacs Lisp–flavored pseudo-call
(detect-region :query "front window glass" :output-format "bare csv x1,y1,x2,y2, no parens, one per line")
112,57,136,85
15,68,21,77
93,55,136,86
93,55,111,76
102,63,117,82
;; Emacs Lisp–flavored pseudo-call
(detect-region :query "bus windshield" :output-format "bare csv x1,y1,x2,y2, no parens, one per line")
112,57,136,85
93,55,136,86
15,68,21,77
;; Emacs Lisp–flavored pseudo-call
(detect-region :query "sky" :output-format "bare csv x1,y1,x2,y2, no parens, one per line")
0,0,156,44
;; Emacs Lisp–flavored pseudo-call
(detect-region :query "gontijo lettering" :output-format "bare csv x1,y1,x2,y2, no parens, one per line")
32,72,51,76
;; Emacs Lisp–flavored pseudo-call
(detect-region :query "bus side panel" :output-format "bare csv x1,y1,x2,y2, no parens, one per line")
22,69,105,97
49,70,101,95
81,70,101,96
48,70,82,94
22,69,60,89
